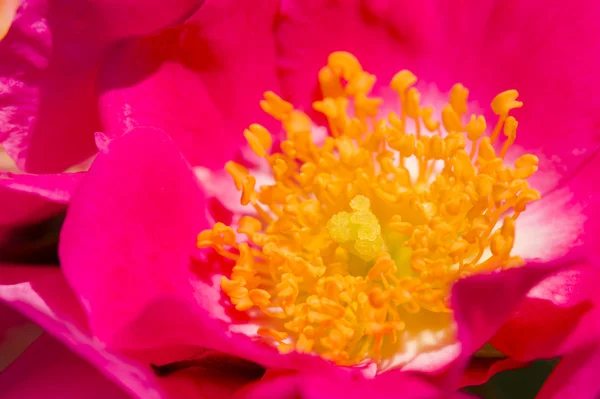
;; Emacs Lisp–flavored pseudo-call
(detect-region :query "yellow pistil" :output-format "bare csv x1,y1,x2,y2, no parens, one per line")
197,52,540,367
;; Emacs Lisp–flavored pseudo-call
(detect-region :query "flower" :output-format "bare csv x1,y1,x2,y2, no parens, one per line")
1,0,600,397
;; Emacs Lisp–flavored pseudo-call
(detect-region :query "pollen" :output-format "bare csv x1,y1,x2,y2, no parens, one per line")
197,52,540,367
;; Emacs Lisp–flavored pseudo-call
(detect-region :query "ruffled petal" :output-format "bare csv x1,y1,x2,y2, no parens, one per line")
0,0,201,172
59,127,210,348
98,0,280,170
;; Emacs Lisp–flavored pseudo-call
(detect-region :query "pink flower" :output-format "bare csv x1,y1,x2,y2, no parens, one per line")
1,0,600,398
0,124,579,398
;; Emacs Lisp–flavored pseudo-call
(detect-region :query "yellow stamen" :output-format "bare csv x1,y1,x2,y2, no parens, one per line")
198,51,540,367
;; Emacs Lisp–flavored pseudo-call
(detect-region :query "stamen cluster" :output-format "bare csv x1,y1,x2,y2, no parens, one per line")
198,52,540,366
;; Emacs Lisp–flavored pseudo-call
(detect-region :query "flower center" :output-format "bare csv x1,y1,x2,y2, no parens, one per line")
197,52,540,367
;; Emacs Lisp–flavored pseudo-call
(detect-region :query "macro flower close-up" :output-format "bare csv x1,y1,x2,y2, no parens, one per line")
1,1,600,398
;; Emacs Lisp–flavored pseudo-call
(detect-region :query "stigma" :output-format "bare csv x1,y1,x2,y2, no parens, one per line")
198,52,540,367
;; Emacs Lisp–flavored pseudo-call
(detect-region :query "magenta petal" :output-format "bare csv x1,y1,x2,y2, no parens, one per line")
0,333,130,399
0,186,61,227
491,262,599,361
99,0,280,170
0,303,42,371
275,0,437,112
446,258,573,386
236,370,473,399
0,0,101,172
536,346,600,399
0,171,80,227
0,171,82,204
59,127,209,348
435,0,600,188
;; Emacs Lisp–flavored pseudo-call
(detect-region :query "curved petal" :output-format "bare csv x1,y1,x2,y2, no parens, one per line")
59,127,211,348
98,0,280,170
0,333,130,399
0,186,62,227
0,265,263,399
0,303,42,372
235,370,473,399
491,263,600,361
445,257,576,387
0,171,82,204
536,345,600,399
490,154,600,362
0,0,202,172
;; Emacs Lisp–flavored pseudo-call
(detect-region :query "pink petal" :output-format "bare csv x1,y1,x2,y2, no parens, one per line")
59,127,211,349
98,0,281,170
0,171,82,204
0,333,130,399
0,170,80,227
0,186,62,227
236,370,473,399
491,263,600,361
433,0,600,190
0,303,43,372
0,265,263,399
0,0,201,172
275,1,600,189
275,0,438,112
446,258,573,387
536,346,600,399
